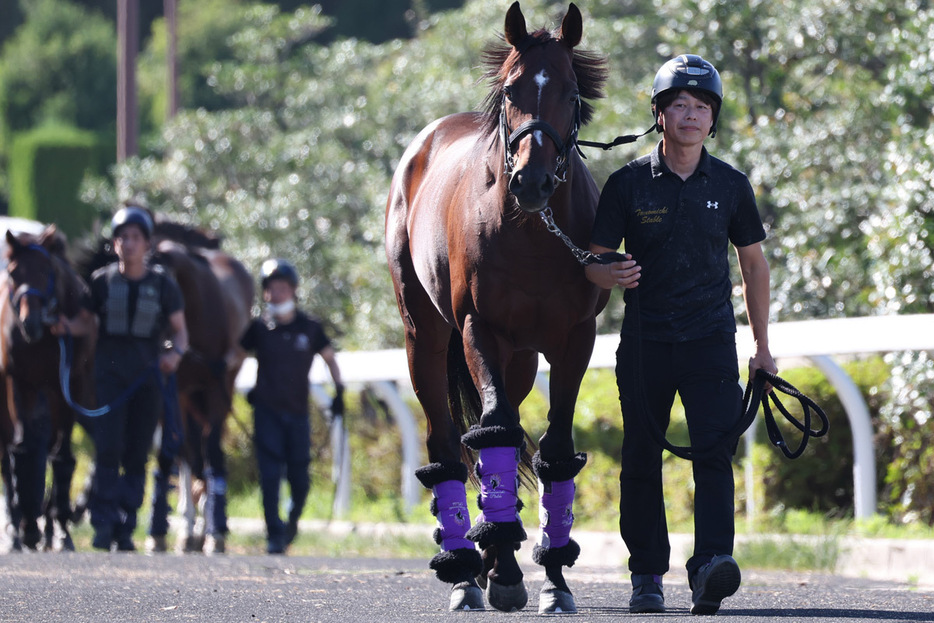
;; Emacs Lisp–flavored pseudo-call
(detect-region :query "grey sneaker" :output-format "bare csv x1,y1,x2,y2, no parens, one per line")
690,555,741,615
630,573,665,613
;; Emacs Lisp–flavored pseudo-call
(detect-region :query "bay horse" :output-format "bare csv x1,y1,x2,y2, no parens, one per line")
147,223,253,554
75,219,253,554
385,2,608,613
0,226,95,551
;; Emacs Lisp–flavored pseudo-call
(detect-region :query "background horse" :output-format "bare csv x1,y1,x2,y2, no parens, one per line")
0,226,95,551
76,219,253,554
385,2,608,613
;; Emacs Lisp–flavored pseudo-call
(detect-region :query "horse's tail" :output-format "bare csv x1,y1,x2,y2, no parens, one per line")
445,331,536,488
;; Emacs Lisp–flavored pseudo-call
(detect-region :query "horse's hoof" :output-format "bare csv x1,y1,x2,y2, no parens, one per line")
539,587,577,614
52,532,76,553
486,579,529,612
146,535,168,554
176,534,203,554
449,581,485,611
22,525,42,551
204,534,225,555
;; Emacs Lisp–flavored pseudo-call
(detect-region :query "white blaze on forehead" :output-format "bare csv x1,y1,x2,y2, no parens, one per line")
534,69,549,108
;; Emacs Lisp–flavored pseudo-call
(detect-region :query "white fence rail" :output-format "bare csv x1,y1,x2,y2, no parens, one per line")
235,314,934,519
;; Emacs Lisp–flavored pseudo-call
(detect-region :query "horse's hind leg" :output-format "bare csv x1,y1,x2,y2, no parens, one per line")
1,451,22,552
202,422,228,555
415,461,484,611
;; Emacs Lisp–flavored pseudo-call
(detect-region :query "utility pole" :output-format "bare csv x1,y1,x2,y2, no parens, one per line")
165,0,178,120
117,0,139,162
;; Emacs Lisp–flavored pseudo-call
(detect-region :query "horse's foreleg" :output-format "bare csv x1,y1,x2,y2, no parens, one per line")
9,395,48,551
175,460,200,552
532,451,586,613
46,441,76,551
146,453,173,553
461,426,529,612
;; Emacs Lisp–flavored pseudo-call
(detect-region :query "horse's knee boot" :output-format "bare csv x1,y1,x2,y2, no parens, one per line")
415,462,482,587
531,451,586,569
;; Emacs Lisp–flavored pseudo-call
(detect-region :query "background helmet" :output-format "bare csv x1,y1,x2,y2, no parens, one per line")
651,54,723,136
111,205,154,239
261,258,299,289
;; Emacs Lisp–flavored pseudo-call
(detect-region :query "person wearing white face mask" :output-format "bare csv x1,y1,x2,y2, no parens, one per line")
239,258,343,554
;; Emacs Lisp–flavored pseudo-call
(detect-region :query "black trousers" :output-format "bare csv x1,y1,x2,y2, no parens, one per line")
615,332,743,579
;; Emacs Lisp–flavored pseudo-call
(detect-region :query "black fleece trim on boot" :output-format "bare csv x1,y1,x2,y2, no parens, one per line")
415,461,469,489
461,424,525,451
532,451,587,483
429,547,484,584
465,520,527,549
532,538,581,568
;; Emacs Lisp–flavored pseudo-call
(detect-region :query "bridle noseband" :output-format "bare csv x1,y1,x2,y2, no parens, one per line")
499,91,582,184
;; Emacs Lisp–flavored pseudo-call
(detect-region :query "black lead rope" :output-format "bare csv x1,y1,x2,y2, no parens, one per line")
587,251,830,461
576,124,657,153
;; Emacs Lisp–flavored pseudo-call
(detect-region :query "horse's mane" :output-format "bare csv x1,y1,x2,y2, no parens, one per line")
479,28,607,136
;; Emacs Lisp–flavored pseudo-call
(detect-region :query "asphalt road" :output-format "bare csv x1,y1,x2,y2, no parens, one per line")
1,552,933,623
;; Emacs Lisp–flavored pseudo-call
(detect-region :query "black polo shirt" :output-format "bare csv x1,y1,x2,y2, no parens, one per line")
240,311,332,415
591,142,766,341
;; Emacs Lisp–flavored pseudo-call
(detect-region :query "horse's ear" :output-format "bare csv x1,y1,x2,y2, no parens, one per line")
560,3,583,49
504,1,528,47
5,230,17,249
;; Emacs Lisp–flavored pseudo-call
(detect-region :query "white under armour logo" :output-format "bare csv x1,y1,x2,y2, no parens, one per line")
706,201,719,210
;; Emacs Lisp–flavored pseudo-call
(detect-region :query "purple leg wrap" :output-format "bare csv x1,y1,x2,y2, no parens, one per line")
476,447,521,524
538,478,575,549
433,480,473,551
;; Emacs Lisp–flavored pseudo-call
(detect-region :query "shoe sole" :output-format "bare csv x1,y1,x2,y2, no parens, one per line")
691,558,741,615
630,594,666,614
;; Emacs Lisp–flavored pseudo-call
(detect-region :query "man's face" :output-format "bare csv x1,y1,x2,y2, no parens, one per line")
263,279,295,305
659,91,713,147
113,224,150,263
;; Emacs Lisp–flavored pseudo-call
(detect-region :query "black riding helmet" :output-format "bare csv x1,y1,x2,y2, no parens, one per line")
651,54,723,137
111,205,154,240
261,258,299,289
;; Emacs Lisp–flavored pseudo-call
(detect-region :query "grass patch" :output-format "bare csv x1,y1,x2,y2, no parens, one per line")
734,534,842,572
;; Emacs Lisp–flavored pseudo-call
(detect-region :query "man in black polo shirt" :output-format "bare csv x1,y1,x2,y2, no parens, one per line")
584,55,777,615
240,258,344,554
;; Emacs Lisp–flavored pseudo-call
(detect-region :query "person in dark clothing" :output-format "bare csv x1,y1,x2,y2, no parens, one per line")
54,204,188,552
240,258,344,554
584,55,777,615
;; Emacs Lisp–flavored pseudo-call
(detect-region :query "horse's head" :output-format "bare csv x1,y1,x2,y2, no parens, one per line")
483,2,605,213
4,227,64,343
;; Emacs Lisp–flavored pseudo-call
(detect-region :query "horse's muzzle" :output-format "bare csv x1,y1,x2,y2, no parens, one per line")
509,164,555,213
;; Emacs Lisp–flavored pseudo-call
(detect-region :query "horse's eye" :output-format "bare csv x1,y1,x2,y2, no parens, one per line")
503,86,514,101
570,91,580,104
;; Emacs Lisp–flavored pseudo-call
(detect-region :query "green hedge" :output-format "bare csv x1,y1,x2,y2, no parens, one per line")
8,124,112,238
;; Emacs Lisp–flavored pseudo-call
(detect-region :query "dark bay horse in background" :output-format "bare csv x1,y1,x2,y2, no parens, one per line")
77,219,253,554
386,2,608,613
148,221,254,554
0,226,95,551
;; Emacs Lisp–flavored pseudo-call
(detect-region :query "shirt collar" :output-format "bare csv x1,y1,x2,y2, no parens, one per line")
650,141,712,179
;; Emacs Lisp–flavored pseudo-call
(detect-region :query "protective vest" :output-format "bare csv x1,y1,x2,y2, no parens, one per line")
103,263,164,339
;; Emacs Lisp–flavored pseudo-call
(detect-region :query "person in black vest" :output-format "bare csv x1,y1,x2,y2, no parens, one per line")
584,55,777,615
240,258,344,554
55,204,188,551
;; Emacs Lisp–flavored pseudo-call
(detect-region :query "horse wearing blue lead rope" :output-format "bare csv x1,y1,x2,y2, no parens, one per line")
385,2,609,613
0,226,95,551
